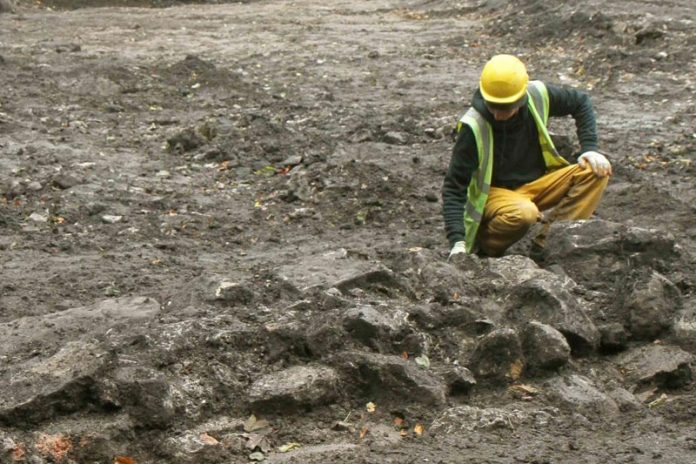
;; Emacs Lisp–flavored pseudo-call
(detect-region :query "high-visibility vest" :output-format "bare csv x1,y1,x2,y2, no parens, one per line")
458,80,569,253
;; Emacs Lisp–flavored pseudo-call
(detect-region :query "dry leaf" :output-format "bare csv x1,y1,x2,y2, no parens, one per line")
366,402,376,413
401,351,409,360
114,457,137,464
508,359,524,381
509,384,539,395
415,355,430,369
393,417,404,427
414,423,425,436
244,414,270,432
278,442,301,453
400,429,409,437
199,433,219,446
359,427,369,439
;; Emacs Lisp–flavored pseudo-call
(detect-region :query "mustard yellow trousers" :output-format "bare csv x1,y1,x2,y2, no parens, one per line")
477,164,609,256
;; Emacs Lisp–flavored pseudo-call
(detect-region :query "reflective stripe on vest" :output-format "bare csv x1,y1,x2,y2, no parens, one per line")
458,80,569,253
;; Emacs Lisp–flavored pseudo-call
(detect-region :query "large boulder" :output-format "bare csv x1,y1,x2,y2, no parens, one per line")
544,374,619,418
504,276,599,354
335,352,447,405
624,270,681,341
0,341,112,426
616,345,694,390
248,365,339,412
521,321,571,371
541,220,679,292
342,304,409,351
469,328,524,383
482,256,598,354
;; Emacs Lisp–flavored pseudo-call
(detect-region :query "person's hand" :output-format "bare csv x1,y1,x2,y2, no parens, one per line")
578,151,612,177
448,241,466,261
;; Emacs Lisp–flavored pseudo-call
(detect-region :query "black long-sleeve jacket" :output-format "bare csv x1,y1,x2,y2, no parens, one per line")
441,83,599,247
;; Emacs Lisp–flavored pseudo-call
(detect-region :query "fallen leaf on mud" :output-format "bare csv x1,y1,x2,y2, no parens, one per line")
199,433,219,445
244,414,271,432
508,359,524,381
355,210,367,225
114,457,137,464
509,384,539,396
359,427,369,439
415,355,430,369
393,417,404,427
255,165,276,176
218,160,231,171
401,351,409,360
414,423,425,436
366,401,376,413
278,442,301,453
648,393,668,409
400,429,409,437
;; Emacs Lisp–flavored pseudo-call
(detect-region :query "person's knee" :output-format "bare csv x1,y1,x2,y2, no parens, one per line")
500,201,539,229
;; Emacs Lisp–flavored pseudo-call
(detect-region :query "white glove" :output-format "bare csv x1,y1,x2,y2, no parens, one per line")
578,151,612,177
448,241,466,261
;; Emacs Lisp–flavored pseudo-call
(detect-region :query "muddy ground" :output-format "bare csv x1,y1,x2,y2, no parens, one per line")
1,0,695,463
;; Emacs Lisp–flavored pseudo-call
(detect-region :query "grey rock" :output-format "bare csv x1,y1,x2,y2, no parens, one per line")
441,365,477,395
674,298,696,349
279,155,303,167
112,366,176,429
608,387,642,412
27,181,42,191
626,271,680,340
336,351,447,405
469,328,524,382
616,345,694,389
431,405,558,434
522,321,571,371
278,252,376,291
505,276,599,354
342,304,408,349
382,131,408,145
334,267,413,299
0,341,112,425
52,173,81,190
599,323,628,353
0,296,160,359
212,280,255,304
248,365,339,412
545,374,619,418
0,0,15,14
542,220,678,292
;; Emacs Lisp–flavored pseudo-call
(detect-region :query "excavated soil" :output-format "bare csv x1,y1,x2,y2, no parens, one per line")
1,0,695,463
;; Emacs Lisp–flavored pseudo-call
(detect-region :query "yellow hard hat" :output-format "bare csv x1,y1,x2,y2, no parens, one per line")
479,54,529,104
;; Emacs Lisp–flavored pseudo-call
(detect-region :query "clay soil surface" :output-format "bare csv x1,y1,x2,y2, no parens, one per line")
1,0,696,463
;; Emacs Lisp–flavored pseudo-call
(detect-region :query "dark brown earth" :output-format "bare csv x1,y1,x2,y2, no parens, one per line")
1,1,695,463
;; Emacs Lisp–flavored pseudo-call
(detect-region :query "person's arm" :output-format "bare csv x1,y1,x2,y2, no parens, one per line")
442,125,479,247
547,83,611,176
546,83,599,155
